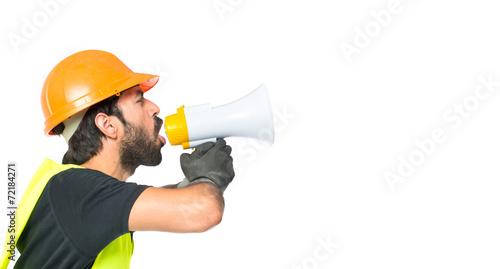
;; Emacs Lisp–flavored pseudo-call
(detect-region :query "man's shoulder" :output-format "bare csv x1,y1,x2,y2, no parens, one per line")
47,167,148,201
47,168,124,198
50,167,120,185
54,167,115,180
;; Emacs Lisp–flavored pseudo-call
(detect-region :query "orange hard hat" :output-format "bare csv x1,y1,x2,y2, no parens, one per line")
41,50,159,135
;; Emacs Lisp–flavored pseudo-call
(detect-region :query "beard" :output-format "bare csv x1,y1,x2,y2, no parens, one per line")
119,116,164,175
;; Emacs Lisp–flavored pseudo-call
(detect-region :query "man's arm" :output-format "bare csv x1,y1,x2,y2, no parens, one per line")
129,182,224,233
129,139,233,233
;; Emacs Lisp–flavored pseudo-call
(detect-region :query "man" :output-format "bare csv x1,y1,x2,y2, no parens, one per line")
1,50,234,268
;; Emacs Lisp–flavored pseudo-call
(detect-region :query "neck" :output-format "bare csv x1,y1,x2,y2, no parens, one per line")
80,142,134,182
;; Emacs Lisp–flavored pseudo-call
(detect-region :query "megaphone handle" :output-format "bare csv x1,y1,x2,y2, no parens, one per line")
176,177,216,189
176,178,190,188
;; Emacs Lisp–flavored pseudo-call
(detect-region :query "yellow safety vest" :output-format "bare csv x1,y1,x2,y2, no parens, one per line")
0,158,134,269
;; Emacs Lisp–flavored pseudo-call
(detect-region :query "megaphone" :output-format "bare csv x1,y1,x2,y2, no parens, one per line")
164,84,274,149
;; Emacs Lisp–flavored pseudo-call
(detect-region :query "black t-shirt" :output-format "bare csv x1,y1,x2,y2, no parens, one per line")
15,168,150,269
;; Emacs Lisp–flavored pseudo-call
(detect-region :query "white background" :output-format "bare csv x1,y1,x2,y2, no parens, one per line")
1,0,500,268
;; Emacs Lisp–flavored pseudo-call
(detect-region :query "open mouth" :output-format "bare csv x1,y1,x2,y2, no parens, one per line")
159,135,166,145
154,116,166,146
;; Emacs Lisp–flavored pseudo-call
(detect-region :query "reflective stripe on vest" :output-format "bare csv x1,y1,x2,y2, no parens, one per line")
0,158,134,269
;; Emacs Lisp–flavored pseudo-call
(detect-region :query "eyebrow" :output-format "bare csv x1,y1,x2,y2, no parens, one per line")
135,90,144,100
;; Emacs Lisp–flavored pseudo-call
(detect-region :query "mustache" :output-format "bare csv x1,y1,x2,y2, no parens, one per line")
154,116,163,134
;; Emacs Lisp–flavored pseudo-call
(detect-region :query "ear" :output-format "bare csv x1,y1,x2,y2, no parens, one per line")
95,113,119,139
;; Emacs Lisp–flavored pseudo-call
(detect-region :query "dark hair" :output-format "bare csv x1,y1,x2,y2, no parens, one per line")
53,94,127,165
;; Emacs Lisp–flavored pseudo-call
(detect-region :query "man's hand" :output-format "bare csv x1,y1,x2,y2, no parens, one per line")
180,139,235,192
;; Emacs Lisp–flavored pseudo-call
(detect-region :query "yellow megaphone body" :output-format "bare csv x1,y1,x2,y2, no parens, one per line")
164,84,274,149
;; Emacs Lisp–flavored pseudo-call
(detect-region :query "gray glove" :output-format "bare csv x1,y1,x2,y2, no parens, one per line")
180,139,235,192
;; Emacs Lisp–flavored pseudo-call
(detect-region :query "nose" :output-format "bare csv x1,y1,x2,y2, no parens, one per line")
146,99,161,118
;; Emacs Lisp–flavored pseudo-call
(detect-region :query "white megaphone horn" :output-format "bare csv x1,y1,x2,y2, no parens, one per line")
164,84,274,149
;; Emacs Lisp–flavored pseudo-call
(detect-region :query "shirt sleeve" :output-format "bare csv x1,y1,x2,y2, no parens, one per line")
46,168,150,258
